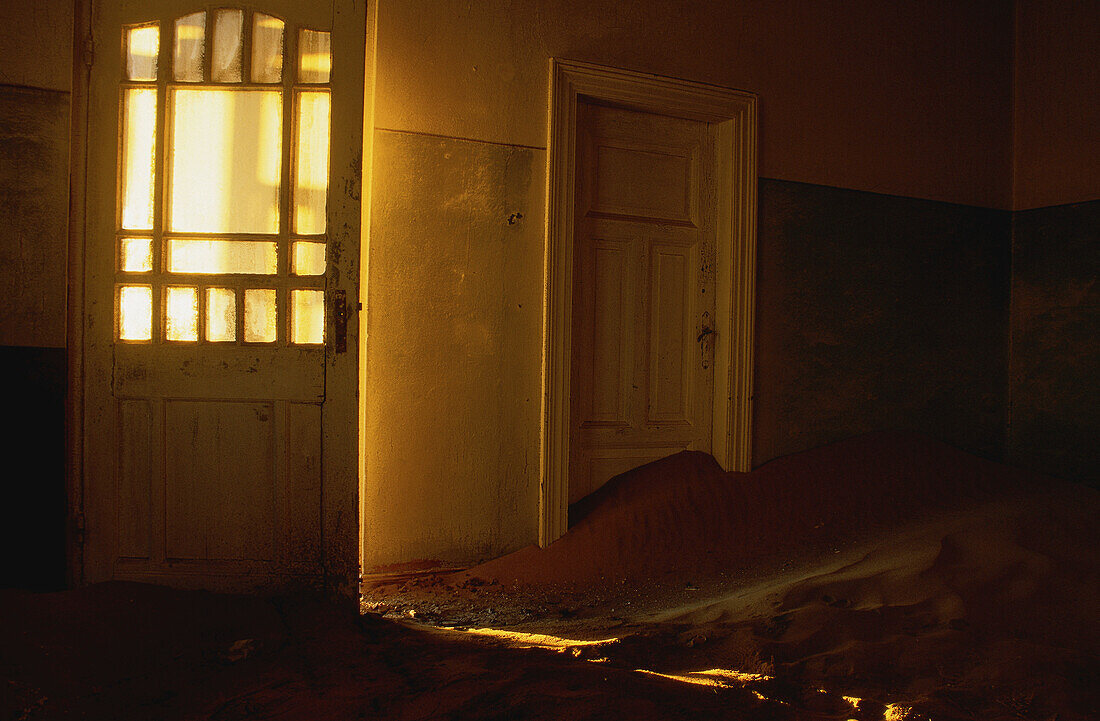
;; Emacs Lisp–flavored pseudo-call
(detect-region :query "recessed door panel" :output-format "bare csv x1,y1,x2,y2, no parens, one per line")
648,243,697,425
117,399,153,559
164,400,276,561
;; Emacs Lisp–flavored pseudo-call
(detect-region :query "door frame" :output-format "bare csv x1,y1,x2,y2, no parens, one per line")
541,59,757,545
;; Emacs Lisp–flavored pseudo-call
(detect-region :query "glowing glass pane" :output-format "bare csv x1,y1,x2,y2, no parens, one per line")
292,241,326,275
121,88,157,230
291,289,324,344
173,12,205,82
168,89,282,233
251,14,284,83
126,25,159,81
294,91,330,234
119,286,152,341
165,286,199,341
205,288,236,341
244,289,277,342
297,30,330,83
120,237,153,272
167,239,277,274
211,10,243,83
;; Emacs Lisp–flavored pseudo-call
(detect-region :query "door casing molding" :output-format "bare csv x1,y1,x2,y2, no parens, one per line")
541,59,757,546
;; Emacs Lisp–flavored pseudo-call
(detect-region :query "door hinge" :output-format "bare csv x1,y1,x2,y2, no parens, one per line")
84,34,94,68
73,511,86,543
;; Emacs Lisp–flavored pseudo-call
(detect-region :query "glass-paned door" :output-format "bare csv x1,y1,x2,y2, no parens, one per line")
82,1,363,592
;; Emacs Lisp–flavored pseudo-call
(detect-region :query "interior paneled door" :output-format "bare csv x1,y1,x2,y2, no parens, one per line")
82,0,363,591
569,99,717,503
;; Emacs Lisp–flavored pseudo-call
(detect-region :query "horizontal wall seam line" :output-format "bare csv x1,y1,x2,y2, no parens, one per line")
374,126,547,151
758,177,1015,213
0,82,72,96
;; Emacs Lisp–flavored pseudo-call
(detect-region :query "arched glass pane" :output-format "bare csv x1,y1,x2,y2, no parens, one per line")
126,24,159,81
251,14,284,83
173,12,206,82
211,10,244,83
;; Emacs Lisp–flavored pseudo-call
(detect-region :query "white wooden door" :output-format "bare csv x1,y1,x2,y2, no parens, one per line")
81,0,363,591
569,99,717,503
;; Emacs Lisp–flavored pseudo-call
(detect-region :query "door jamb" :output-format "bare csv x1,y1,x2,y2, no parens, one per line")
66,0,92,587
540,59,757,546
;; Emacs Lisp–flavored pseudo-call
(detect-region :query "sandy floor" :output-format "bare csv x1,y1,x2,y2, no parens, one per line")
4,433,1098,720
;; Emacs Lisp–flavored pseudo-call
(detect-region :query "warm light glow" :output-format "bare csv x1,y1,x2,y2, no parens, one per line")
205,288,236,341
121,88,157,230
120,237,153,272
297,29,331,83
251,14,284,83
173,12,206,82
291,289,324,344
843,695,862,709
452,627,621,651
633,668,772,689
294,91,331,234
883,704,913,721
126,25,159,81
169,89,282,233
244,289,277,342
166,239,277,275
119,286,152,340
211,9,244,83
165,286,199,341
292,241,326,275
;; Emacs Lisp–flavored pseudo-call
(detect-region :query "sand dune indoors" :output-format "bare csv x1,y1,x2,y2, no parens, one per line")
5,433,1097,719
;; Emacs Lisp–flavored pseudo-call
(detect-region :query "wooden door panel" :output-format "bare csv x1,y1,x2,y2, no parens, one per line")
590,141,697,224
117,399,154,560
164,400,277,561
647,242,697,425
571,99,716,503
579,238,634,426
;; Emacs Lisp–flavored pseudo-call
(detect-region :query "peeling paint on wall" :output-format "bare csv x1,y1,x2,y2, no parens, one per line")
0,86,70,348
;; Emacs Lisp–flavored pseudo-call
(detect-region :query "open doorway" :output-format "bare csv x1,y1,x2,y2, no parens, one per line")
541,60,757,544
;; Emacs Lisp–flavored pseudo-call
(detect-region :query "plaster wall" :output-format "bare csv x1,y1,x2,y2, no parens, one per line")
363,0,1019,568
0,0,73,588
1012,0,1100,210
0,86,70,348
0,0,74,348
0,0,74,93
374,0,1014,209
362,131,544,568
1009,201,1100,485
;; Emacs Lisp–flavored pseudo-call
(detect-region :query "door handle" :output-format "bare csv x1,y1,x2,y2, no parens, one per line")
698,311,714,370
333,289,348,354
